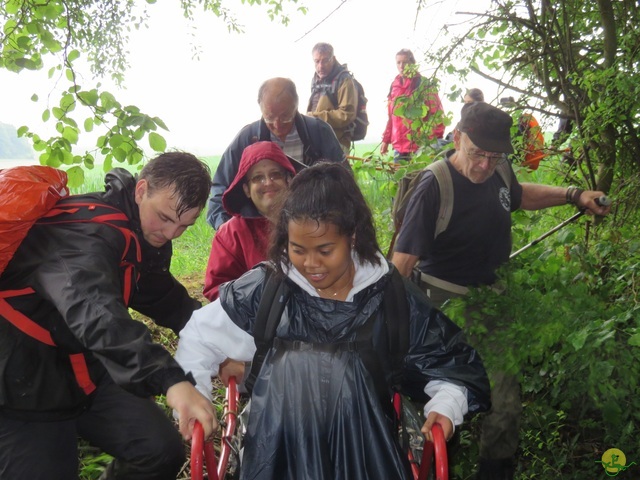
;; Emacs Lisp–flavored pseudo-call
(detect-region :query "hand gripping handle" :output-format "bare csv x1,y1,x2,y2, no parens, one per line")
418,422,448,480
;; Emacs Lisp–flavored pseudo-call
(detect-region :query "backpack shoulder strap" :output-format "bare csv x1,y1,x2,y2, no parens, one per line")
298,116,322,165
245,266,291,394
353,266,409,418
385,267,410,390
425,158,511,238
425,159,454,238
495,160,512,190
327,70,352,107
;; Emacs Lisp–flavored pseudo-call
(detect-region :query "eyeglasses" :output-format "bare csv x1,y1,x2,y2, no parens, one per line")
263,114,296,125
248,170,288,185
463,146,508,166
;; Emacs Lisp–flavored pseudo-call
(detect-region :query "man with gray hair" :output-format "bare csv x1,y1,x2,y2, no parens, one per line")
307,42,358,152
392,101,610,479
206,77,345,230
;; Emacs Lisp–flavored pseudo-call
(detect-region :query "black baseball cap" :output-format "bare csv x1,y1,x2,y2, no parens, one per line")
457,102,514,154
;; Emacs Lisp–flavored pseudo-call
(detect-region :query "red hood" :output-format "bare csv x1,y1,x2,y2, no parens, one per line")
222,141,297,217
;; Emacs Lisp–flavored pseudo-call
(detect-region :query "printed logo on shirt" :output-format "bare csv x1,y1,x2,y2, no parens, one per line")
499,187,511,212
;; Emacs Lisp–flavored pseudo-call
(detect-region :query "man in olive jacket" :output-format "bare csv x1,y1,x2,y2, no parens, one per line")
307,42,358,152
0,153,218,479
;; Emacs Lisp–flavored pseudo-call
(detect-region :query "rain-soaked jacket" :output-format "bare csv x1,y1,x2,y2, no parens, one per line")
176,255,490,480
0,168,198,421
203,142,297,301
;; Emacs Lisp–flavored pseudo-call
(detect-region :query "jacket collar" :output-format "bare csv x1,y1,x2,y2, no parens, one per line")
103,168,140,227
284,251,390,301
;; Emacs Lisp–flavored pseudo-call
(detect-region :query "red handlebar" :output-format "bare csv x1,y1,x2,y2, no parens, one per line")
191,377,239,480
191,421,219,480
418,422,448,480
216,376,238,479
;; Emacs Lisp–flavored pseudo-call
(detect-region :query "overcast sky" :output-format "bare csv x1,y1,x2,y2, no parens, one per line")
0,0,504,158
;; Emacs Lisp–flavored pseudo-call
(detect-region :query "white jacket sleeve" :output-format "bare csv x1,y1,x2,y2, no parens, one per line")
174,300,256,402
424,380,469,433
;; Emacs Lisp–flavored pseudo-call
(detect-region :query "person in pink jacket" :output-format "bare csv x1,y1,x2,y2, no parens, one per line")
203,142,299,301
381,49,445,162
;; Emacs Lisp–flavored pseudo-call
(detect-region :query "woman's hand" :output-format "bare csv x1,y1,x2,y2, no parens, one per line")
421,411,453,442
218,358,246,386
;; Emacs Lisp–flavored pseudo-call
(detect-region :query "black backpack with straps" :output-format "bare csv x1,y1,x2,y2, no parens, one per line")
245,266,410,413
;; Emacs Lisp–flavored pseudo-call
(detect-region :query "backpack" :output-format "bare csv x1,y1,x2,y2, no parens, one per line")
245,266,410,411
388,158,512,256
0,165,70,274
0,165,142,396
323,70,369,142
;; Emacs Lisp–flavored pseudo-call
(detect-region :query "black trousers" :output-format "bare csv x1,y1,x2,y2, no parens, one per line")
0,377,184,480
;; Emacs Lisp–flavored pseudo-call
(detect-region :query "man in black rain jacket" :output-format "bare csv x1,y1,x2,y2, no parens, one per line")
0,152,218,479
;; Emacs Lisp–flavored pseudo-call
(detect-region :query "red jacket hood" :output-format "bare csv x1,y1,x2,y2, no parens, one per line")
222,141,297,218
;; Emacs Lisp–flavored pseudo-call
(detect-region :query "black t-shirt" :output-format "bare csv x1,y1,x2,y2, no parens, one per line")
395,158,523,286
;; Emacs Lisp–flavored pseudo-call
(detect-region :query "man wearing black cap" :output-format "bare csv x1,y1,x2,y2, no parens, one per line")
391,101,610,479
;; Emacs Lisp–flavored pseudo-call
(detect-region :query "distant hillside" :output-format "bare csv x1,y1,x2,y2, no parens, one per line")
0,122,34,159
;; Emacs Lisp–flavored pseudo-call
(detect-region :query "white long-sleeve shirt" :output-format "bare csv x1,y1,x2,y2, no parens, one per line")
175,255,468,428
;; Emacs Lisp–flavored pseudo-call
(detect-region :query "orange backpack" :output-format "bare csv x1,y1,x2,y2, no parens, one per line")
0,165,70,274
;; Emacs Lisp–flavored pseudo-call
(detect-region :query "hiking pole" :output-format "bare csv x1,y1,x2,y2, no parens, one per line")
509,195,611,259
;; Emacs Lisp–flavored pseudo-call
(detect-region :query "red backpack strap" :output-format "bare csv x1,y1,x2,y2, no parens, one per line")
0,288,54,346
68,353,97,395
0,288,97,395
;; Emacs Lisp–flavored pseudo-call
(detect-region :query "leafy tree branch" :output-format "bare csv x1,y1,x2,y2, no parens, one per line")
1,0,306,185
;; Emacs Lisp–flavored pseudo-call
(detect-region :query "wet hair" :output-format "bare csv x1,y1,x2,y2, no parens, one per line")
465,88,484,102
269,162,380,274
312,42,334,57
257,77,299,109
395,48,416,64
139,152,212,218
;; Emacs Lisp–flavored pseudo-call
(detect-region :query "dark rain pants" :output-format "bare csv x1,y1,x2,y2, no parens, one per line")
0,376,184,480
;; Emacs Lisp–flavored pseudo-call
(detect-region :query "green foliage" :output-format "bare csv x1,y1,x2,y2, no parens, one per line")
390,75,452,148
441,207,640,477
349,143,639,477
1,0,305,178
422,0,640,200
171,214,215,276
78,445,113,480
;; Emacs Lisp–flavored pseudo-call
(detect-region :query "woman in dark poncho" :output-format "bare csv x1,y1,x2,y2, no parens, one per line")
176,162,490,479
